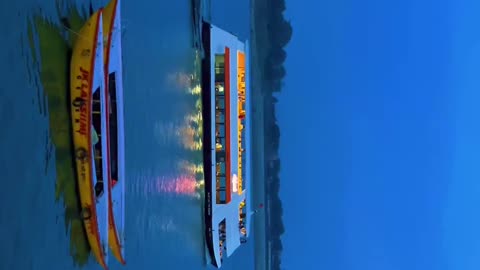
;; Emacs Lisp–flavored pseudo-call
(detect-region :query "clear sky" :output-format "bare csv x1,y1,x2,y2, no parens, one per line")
279,0,480,269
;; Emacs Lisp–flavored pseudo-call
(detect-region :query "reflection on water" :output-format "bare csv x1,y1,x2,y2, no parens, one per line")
156,174,198,196
178,159,204,175
167,72,194,90
153,113,203,151
26,5,92,265
131,168,202,198
156,61,204,152
128,163,206,259
125,48,207,263
146,174,199,197
182,111,203,150
138,60,205,199
13,0,208,268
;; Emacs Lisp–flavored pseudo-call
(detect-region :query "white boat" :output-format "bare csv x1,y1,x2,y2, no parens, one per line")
201,21,252,268
102,0,126,264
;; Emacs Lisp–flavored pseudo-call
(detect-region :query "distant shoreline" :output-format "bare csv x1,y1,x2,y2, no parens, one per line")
249,0,269,269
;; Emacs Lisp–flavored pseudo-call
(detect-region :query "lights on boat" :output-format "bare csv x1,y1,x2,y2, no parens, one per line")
232,174,238,193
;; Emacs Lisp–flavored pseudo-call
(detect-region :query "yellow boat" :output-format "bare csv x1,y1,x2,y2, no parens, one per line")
70,9,110,269
102,0,126,264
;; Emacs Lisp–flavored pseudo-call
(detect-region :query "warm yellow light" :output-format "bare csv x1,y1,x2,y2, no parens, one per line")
236,51,247,194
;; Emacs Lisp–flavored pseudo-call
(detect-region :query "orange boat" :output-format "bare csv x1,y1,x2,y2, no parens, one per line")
70,9,110,269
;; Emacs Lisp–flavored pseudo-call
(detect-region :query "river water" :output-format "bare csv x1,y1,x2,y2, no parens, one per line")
0,0,254,269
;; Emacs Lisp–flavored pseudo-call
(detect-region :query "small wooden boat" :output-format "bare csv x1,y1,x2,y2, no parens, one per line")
70,9,109,269
102,0,126,264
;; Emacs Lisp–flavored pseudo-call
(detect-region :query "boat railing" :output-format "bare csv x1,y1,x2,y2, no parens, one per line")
218,219,227,258
238,201,247,242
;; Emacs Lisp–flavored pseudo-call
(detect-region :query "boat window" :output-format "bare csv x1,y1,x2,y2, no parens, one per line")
215,54,225,83
214,57,230,204
215,92,225,110
108,72,119,184
108,72,117,94
215,111,225,124
214,52,232,204
92,87,105,198
215,89,226,153
216,160,227,204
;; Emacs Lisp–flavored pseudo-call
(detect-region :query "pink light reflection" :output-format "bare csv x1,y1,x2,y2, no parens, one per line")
154,174,199,197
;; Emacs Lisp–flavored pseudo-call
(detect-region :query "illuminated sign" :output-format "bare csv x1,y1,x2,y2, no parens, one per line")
232,174,238,193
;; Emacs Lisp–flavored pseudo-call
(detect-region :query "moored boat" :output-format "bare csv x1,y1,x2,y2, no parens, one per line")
70,9,110,269
201,21,253,268
102,0,126,264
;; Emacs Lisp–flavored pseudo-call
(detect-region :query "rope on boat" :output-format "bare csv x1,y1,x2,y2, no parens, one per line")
60,24,94,43
61,23,126,43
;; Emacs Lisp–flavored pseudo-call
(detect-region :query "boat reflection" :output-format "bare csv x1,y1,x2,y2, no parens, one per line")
26,4,96,265
153,57,205,198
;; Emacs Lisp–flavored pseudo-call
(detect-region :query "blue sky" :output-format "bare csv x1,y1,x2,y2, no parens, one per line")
278,0,480,269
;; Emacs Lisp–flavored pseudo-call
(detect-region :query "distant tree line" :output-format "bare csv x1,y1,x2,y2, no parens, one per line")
264,0,292,93
259,0,292,269
264,95,284,270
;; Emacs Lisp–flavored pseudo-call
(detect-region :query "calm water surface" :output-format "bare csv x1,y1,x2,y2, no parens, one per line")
0,0,233,269
0,0,257,268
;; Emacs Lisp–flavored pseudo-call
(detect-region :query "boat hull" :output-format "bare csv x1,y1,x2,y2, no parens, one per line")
70,10,109,270
200,21,220,269
103,0,126,264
